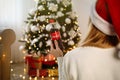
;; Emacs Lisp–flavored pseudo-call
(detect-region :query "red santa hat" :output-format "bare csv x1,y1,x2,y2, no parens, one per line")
90,0,120,38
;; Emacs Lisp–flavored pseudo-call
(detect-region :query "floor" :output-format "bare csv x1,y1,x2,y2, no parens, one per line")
11,62,58,80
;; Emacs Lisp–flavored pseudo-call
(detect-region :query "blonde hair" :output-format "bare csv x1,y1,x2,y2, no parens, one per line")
82,22,119,48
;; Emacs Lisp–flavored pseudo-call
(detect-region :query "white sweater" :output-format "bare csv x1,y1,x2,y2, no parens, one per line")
57,47,120,80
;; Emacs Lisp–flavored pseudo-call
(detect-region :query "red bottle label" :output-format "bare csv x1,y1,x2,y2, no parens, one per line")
51,31,61,40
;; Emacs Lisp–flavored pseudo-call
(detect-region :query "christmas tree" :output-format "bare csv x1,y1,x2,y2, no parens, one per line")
20,0,81,55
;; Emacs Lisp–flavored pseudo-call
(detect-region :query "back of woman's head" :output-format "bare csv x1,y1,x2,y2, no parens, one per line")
82,22,120,48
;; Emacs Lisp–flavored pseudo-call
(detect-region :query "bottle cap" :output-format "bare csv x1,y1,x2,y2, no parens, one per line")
49,19,55,23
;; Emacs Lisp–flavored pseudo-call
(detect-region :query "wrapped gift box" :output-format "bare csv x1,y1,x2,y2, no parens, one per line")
25,55,42,77
28,68,48,77
48,69,58,77
25,55,58,77
25,55,42,69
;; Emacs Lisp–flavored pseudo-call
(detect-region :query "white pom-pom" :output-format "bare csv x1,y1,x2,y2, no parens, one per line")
56,22,61,29
38,5,44,11
39,42,43,48
38,15,46,22
31,38,38,45
56,0,60,3
65,18,71,24
63,33,67,37
19,45,25,51
70,12,76,19
46,24,52,31
57,11,64,17
62,0,71,6
48,3,58,12
62,26,66,32
31,25,39,32
68,40,74,45
68,29,75,36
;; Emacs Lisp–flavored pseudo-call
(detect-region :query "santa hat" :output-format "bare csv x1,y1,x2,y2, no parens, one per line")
90,0,120,38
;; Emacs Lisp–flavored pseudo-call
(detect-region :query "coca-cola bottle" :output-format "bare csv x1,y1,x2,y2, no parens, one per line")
49,19,64,51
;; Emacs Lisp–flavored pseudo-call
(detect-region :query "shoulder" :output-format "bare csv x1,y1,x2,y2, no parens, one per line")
63,47,94,61
64,47,95,57
63,46,116,61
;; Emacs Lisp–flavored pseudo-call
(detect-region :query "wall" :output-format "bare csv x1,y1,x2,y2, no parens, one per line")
0,0,96,62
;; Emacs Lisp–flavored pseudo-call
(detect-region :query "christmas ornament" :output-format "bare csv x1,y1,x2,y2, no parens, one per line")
55,22,61,30
39,42,43,48
62,26,66,32
68,29,76,36
67,12,76,19
68,40,74,45
38,5,44,11
38,16,46,22
48,3,58,12
65,18,71,24
31,39,39,45
31,25,39,32
63,33,67,37
57,11,64,17
46,24,52,31
62,0,71,6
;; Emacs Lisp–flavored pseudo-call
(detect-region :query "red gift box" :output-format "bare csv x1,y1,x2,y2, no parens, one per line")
25,55,42,69
28,68,48,77
25,55,43,77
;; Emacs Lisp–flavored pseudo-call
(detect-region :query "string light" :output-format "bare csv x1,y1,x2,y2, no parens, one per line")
11,69,14,72
42,76,44,78
29,77,32,80
19,74,23,77
52,77,55,80
38,31,41,33
2,54,6,57
37,48,39,50
44,59,48,62
52,67,55,69
48,74,51,77
34,44,37,47
29,46,32,49
48,12,50,14
10,60,13,64
22,76,25,79
33,36,36,38
34,77,37,80
24,68,27,73
0,36,2,40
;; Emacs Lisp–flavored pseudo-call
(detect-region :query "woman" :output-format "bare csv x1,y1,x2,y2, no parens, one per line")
50,0,120,80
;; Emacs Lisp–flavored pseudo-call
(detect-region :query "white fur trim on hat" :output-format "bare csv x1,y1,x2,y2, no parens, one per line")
90,1,116,36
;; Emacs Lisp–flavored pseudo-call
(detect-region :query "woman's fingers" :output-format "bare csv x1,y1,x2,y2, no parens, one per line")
50,40,63,58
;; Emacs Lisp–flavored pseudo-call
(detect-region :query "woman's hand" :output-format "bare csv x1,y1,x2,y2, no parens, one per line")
49,40,63,58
